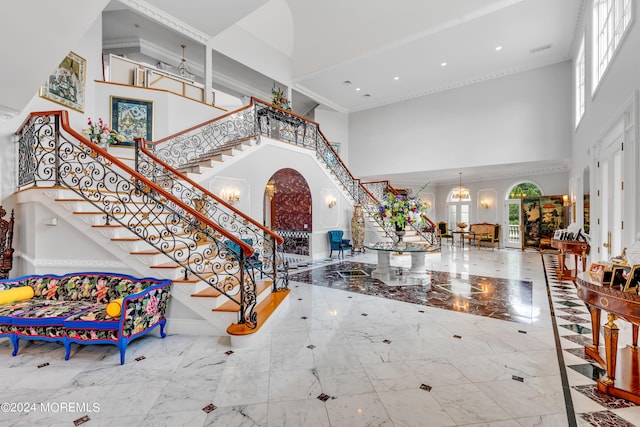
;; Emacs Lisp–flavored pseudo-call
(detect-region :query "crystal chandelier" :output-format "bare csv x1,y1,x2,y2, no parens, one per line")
452,172,469,200
177,44,191,78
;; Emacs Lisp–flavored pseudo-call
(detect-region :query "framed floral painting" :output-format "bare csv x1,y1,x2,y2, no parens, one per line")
110,96,154,143
40,51,86,112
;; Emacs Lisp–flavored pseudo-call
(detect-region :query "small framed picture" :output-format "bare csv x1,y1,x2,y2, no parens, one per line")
611,265,631,288
588,262,608,283
624,265,640,293
602,269,614,286
40,51,86,112
110,96,154,143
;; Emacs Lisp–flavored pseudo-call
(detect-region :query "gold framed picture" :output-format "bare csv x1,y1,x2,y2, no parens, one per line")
588,261,608,283
624,265,640,293
40,51,86,112
110,96,154,143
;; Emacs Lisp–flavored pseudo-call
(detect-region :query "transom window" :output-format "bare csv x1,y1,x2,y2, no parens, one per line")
592,0,633,93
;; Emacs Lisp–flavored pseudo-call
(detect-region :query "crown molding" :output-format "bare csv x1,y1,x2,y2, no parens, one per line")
116,0,210,44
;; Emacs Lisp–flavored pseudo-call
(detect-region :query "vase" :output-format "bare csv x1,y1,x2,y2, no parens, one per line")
351,204,365,252
394,224,406,243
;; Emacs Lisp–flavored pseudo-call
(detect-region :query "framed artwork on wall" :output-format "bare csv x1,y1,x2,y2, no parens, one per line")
110,96,154,143
40,51,86,112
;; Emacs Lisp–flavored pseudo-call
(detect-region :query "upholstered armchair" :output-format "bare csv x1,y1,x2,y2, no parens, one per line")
478,224,501,250
327,230,353,259
437,222,453,245
225,238,263,277
0,207,15,280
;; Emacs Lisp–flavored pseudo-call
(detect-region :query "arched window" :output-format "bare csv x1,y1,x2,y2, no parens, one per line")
504,182,542,248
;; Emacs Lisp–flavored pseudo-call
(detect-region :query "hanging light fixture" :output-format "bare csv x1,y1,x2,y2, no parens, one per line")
452,172,469,201
177,44,191,78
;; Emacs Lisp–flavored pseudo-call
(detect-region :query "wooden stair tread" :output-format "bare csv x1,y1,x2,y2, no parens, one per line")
190,286,222,297
213,280,273,312
227,289,290,335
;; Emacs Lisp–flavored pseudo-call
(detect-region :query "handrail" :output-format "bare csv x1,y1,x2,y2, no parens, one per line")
16,110,267,327
136,138,283,245
148,98,437,245
54,110,254,257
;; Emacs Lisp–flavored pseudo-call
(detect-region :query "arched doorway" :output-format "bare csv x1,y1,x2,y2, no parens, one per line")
264,168,312,256
505,182,542,248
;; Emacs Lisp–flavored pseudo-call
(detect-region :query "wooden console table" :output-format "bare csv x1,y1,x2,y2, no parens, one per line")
575,272,640,404
551,239,590,280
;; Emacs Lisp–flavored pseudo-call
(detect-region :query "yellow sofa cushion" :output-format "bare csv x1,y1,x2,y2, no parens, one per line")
0,286,35,305
105,297,124,318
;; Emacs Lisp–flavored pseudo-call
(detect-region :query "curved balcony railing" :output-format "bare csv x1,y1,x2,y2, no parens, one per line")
149,98,438,246
16,111,265,329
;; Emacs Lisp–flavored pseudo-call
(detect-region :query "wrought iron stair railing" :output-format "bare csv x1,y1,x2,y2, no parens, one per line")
134,137,287,291
150,98,438,245
15,110,271,329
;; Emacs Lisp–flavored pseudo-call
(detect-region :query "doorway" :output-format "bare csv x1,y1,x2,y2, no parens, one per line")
504,182,542,249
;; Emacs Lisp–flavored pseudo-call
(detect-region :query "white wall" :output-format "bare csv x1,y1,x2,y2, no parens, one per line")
571,2,640,248
428,171,569,233
315,107,349,166
199,139,357,259
349,62,572,177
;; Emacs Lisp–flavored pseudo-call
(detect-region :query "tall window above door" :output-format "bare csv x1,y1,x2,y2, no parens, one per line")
575,34,585,127
592,0,633,94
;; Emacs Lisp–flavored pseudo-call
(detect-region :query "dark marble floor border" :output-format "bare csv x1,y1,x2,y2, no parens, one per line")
541,252,578,427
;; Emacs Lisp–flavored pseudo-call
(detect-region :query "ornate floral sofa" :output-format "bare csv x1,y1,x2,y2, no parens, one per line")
0,272,171,364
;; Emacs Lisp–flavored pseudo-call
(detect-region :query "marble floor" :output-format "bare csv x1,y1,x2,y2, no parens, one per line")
1,245,640,426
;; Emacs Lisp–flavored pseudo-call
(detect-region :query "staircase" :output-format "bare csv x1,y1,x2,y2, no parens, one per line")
148,98,439,247
15,111,288,344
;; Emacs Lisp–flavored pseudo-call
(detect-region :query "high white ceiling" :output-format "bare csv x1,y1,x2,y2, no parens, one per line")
115,0,583,114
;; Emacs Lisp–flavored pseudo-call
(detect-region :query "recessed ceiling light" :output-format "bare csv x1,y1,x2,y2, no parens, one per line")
355,87,361,91
441,62,447,67
394,76,399,80
495,46,503,51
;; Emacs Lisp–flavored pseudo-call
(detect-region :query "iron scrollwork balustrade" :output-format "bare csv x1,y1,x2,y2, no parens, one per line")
142,97,437,246
16,113,261,328
134,141,287,292
153,107,256,170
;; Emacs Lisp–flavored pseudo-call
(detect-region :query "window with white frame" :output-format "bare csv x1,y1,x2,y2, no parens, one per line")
592,0,633,93
575,35,585,126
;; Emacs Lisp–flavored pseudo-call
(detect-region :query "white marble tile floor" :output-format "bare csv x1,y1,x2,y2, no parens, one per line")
1,246,639,426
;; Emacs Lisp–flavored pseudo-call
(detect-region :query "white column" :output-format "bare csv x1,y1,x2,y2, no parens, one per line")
204,41,214,105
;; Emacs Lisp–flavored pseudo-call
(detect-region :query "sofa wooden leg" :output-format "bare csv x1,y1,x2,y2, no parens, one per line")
10,335,19,356
64,338,71,361
160,319,167,339
118,340,128,365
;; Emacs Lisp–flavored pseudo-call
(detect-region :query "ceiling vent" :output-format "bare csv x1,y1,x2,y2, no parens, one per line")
342,80,352,85
363,93,371,97
530,44,552,54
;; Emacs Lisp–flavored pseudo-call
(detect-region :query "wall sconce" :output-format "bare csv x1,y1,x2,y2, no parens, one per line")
265,179,276,199
326,195,337,208
221,187,240,205
562,194,570,206
480,200,490,209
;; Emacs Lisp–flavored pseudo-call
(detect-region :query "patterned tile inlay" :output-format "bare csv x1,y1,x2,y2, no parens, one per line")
564,347,599,364
561,334,594,347
557,314,590,323
556,300,584,307
568,363,606,381
557,307,589,315
289,261,534,324
560,324,592,334
579,410,637,426
573,385,638,409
